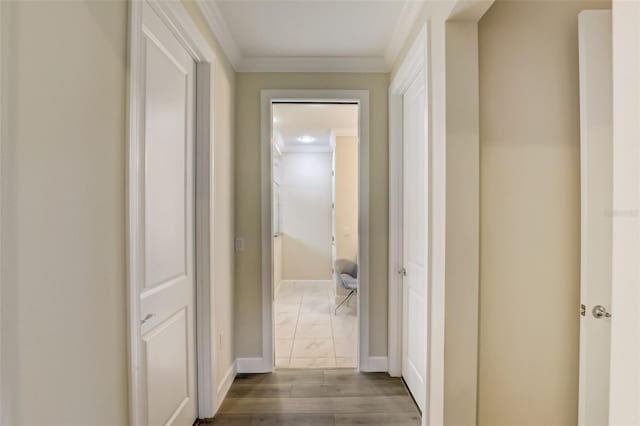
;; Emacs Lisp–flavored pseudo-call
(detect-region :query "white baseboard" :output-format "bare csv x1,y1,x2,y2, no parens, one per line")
215,361,237,411
236,357,269,373
362,356,388,372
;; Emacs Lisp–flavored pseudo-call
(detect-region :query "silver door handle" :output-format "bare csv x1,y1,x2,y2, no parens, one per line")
592,305,611,319
398,267,406,276
141,313,155,324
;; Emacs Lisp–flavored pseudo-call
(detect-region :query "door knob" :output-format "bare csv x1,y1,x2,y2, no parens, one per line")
141,313,155,324
592,305,611,319
398,267,407,277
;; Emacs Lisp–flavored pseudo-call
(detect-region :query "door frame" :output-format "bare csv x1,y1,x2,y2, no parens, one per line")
259,89,371,372
388,24,440,419
0,2,6,424
577,10,613,426
127,1,218,424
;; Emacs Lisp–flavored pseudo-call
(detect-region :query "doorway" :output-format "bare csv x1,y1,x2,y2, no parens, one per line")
388,26,430,416
127,1,217,424
259,90,371,373
271,103,360,369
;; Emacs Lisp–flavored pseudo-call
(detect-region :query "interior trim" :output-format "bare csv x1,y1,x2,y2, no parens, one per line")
260,89,371,372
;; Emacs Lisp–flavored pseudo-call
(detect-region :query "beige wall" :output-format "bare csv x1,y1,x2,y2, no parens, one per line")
478,1,610,425
183,0,238,394
335,136,359,262
281,153,333,280
444,20,482,426
1,1,236,423
235,72,389,358
2,2,129,424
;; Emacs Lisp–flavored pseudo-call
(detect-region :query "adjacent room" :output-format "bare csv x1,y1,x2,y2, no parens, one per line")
271,103,360,369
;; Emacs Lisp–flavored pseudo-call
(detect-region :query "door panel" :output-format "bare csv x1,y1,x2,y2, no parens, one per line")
144,31,189,289
578,11,613,426
402,70,427,413
144,309,190,426
137,2,197,425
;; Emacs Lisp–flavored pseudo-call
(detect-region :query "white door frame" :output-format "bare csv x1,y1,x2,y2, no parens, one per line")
577,10,613,426
388,25,429,378
388,24,441,421
259,89,371,372
0,2,6,424
127,1,218,424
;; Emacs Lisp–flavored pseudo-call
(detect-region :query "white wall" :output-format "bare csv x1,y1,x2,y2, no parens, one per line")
281,152,333,280
335,136,359,262
609,1,640,424
1,2,129,424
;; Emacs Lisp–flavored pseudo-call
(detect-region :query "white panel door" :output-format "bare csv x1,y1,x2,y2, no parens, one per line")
137,3,197,425
402,70,427,413
578,11,613,426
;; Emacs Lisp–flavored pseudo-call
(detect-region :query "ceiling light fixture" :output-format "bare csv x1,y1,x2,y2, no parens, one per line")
297,135,315,144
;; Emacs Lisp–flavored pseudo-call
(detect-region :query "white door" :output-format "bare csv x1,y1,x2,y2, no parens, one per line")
578,11,613,426
136,3,197,425
402,70,427,413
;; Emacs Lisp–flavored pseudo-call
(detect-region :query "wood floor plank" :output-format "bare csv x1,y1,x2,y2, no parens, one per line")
322,371,397,384
235,371,324,385
201,413,335,425
227,383,292,398
290,382,407,397
202,369,420,425
219,395,416,414
334,413,421,426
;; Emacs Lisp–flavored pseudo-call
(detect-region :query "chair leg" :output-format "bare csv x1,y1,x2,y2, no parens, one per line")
335,290,356,315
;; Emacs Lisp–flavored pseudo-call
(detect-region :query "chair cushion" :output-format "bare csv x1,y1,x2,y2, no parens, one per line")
334,259,358,278
340,273,358,290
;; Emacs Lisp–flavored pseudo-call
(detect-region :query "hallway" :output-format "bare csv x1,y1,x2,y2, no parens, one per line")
201,369,421,425
6,0,639,425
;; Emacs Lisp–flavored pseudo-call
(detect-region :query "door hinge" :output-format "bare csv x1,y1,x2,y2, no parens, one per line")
580,304,586,317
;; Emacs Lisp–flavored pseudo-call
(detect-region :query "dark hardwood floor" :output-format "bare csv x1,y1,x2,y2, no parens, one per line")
199,369,421,426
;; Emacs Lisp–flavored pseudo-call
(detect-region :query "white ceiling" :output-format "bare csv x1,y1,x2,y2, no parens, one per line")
273,103,358,153
197,0,426,72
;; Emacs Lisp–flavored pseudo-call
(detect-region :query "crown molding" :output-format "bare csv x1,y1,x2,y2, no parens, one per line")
196,0,242,67
237,56,388,73
384,0,427,68
196,0,425,73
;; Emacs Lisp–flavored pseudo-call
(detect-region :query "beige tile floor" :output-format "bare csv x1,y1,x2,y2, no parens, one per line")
275,280,358,369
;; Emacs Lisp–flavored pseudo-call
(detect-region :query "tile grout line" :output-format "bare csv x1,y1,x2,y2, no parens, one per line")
289,281,302,364
329,282,338,368
275,280,302,367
